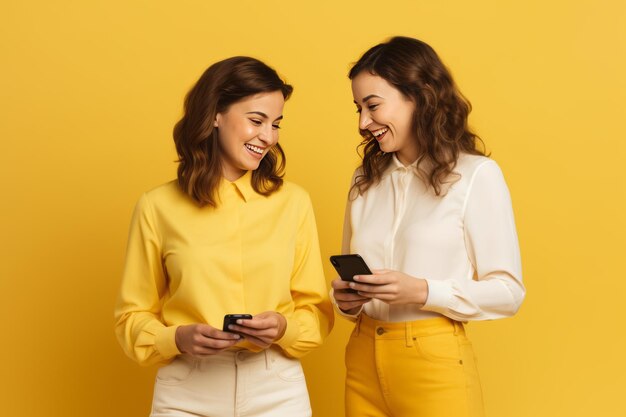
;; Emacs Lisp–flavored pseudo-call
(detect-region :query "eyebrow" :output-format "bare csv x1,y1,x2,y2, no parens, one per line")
353,94,383,104
246,111,283,122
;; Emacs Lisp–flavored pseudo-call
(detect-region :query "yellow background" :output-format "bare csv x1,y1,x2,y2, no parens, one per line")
1,0,625,415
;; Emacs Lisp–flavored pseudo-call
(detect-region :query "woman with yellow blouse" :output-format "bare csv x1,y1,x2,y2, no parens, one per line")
331,37,526,417
115,56,333,417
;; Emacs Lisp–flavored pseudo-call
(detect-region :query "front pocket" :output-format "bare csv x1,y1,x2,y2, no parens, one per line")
271,355,305,382
155,356,197,386
414,332,463,366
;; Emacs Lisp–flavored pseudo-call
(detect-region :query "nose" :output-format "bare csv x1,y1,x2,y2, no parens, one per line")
359,111,372,131
258,124,276,145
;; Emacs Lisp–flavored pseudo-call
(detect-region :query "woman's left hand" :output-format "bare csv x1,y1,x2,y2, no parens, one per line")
350,269,429,306
226,311,287,349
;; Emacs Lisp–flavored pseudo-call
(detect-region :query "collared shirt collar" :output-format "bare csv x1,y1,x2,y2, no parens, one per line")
229,170,256,202
390,153,420,174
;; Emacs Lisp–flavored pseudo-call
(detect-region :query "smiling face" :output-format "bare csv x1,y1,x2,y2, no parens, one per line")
351,72,419,165
214,91,285,181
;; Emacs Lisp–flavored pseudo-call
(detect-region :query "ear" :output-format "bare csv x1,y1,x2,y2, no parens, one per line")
214,113,221,128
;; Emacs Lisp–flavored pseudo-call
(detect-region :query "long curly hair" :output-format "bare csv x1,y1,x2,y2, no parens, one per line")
173,56,293,207
349,36,486,196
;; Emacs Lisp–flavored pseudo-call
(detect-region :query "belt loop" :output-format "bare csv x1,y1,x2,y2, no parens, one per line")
452,320,463,336
405,321,414,347
354,314,362,336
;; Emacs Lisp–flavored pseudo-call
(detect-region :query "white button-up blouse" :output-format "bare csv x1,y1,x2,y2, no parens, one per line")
340,153,525,322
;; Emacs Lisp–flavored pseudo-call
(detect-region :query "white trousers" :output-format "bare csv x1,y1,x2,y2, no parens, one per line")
150,347,312,417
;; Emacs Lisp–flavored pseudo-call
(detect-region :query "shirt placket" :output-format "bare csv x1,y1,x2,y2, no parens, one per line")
385,167,411,270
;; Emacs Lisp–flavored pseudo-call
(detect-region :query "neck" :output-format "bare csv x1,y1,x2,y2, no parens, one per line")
222,167,247,182
395,136,420,166
396,148,419,166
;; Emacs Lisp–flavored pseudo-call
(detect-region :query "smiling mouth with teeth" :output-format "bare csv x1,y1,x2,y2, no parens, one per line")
245,143,264,155
372,127,388,141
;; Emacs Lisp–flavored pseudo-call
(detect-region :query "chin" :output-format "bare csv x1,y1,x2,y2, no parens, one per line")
243,161,262,171
379,143,395,153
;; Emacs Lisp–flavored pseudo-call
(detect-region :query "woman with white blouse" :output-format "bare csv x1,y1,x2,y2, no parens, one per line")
331,36,526,417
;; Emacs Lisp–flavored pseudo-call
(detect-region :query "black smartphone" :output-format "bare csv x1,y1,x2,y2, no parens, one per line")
222,314,253,332
330,254,373,293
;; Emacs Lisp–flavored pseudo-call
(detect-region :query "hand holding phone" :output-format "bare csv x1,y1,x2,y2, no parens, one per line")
331,264,430,308
329,254,373,313
223,311,287,349
330,254,373,293
174,323,241,357
222,314,253,333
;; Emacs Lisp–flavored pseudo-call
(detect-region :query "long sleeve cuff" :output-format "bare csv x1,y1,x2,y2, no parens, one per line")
422,279,453,314
275,315,300,351
155,325,181,359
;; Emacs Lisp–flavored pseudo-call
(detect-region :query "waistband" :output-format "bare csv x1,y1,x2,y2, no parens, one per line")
182,346,292,370
355,314,465,345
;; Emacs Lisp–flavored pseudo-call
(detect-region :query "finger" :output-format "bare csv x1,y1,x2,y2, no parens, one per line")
209,329,243,340
331,279,352,290
196,325,241,340
363,283,399,295
349,282,388,293
227,324,257,335
333,291,369,302
334,287,367,296
355,291,380,299
353,274,387,285
229,324,276,340
356,288,399,300
236,317,275,330
368,293,396,302
200,336,241,349
338,300,369,311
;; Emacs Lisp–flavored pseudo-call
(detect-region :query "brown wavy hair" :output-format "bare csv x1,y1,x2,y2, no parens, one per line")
349,36,486,196
173,56,293,207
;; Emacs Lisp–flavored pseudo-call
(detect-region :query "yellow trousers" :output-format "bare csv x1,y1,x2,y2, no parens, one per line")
345,314,485,417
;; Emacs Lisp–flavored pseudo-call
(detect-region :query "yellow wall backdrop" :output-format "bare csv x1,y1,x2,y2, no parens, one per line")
1,0,625,415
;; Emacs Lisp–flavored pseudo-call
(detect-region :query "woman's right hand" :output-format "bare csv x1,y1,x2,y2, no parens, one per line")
331,278,371,315
175,324,241,357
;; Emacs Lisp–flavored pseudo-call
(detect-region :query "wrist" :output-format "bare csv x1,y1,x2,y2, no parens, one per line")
276,313,287,340
174,326,183,352
414,279,429,305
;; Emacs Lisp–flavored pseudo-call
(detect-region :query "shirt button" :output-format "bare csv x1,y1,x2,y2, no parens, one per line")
376,327,385,335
